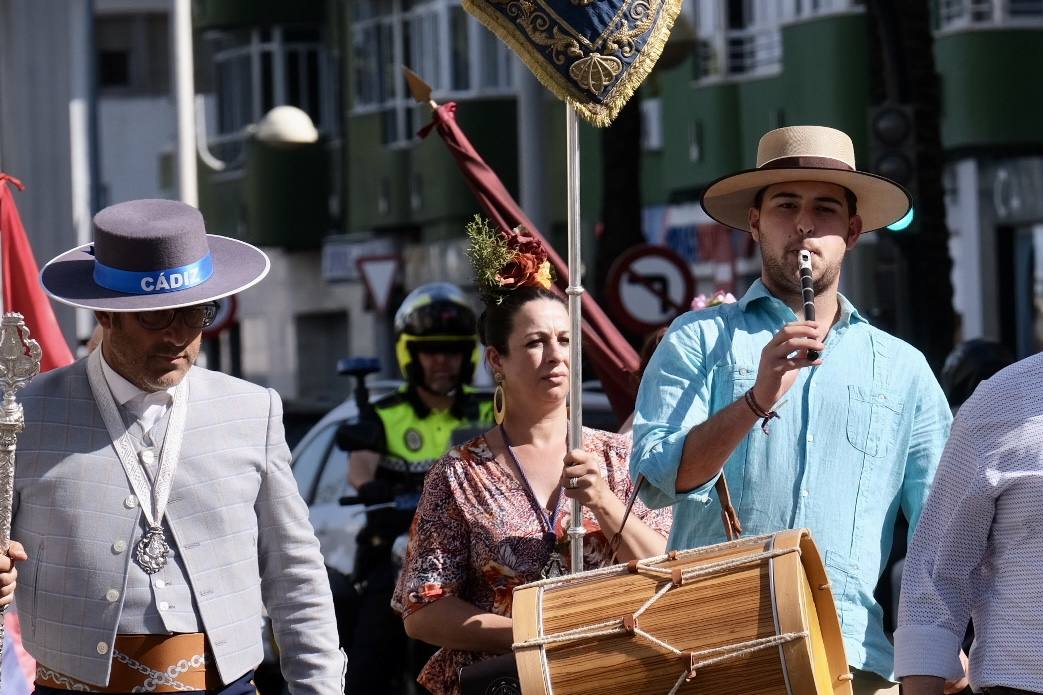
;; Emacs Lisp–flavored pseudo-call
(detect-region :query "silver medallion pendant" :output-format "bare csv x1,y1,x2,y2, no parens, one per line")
541,552,566,579
134,525,170,574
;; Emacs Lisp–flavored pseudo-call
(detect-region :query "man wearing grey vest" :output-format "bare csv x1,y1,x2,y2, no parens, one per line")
0,199,345,695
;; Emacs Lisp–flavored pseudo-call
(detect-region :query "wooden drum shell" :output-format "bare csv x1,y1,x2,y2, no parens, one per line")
512,528,851,695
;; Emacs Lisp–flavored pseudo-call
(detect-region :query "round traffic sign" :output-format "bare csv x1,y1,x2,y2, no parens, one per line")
605,245,695,335
202,295,238,337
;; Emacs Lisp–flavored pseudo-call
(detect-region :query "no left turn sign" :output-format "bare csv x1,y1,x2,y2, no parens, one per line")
605,244,695,334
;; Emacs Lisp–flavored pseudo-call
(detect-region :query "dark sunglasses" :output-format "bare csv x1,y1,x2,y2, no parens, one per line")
134,302,219,331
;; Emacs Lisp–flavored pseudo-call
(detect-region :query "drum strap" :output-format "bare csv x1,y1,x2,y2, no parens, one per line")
609,475,645,563
610,475,742,562
715,477,743,540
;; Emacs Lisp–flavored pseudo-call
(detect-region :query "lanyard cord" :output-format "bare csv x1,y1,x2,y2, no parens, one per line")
499,424,564,542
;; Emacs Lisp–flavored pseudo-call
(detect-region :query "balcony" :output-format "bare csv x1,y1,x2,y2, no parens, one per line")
694,26,783,83
935,0,1043,32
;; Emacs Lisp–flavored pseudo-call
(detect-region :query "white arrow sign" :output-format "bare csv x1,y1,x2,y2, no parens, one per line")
357,255,400,312
605,244,695,334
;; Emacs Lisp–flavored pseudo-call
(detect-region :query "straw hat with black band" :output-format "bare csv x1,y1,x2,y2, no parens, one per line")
41,198,270,312
700,125,912,233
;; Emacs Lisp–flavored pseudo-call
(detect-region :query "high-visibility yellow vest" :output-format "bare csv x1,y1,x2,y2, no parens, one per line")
373,386,493,475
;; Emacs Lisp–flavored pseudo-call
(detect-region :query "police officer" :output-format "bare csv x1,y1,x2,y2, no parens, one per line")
349,282,492,491
346,282,492,694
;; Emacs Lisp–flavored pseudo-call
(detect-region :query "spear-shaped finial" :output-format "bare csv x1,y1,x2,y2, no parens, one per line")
402,66,438,110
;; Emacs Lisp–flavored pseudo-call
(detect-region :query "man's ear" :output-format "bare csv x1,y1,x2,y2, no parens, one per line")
748,208,761,243
846,214,864,249
94,310,113,329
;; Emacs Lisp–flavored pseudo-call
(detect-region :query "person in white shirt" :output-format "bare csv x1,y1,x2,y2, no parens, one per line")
896,351,1043,695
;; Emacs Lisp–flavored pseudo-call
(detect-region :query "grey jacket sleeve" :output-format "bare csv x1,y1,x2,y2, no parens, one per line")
257,388,346,695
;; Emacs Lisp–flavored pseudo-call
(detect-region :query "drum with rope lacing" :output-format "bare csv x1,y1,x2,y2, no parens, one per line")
512,528,851,695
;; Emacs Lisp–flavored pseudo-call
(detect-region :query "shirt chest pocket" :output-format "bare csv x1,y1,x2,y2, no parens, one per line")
712,363,756,404
845,385,905,458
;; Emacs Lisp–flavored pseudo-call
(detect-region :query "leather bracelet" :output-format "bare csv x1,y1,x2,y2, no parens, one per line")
743,389,768,417
744,389,780,434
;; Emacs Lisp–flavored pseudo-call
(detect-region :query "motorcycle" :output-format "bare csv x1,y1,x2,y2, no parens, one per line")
335,359,434,695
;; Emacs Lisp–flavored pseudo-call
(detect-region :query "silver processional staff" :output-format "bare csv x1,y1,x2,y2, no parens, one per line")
0,313,42,684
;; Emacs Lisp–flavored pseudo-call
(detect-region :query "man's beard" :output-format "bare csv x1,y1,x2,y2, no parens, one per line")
762,252,843,303
106,339,195,391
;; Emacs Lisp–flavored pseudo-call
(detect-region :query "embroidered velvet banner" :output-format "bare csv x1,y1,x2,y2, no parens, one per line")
461,0,684,127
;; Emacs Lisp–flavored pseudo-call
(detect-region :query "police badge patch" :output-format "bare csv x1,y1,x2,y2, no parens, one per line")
461,0,684,127
404,428,424,452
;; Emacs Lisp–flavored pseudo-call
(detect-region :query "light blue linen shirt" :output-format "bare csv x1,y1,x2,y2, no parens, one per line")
630,279,952,679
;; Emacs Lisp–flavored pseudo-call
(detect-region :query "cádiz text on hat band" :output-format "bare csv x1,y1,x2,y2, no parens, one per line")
92,252,214,295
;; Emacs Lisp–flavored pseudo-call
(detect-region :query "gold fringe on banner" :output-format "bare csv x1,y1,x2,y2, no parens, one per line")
461,0,684,128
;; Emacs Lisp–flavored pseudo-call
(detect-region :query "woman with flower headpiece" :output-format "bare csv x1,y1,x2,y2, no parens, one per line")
391,217,671,695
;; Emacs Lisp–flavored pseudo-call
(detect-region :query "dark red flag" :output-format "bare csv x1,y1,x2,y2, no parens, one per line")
0,174,75,371
419,102,640,419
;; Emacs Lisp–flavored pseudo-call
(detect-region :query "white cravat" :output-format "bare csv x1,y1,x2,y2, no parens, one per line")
99,349,174,434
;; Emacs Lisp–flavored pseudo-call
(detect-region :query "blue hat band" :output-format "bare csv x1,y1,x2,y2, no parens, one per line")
93,253,214,295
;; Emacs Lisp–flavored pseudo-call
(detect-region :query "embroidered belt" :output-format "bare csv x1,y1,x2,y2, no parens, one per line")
36,633,222,693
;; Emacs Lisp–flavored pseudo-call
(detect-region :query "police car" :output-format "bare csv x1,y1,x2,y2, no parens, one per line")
290,378,403,576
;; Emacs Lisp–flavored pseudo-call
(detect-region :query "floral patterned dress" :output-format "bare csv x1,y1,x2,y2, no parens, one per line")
391,427,672,695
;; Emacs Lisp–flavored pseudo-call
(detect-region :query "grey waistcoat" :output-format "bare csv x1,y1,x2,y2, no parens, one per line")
116,406,202,635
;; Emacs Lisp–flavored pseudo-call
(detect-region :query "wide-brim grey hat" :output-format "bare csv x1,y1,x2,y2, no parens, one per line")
701,125,912,232
41,198,270,312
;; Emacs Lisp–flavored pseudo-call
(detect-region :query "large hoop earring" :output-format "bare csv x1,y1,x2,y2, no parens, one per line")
493,374,506,425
